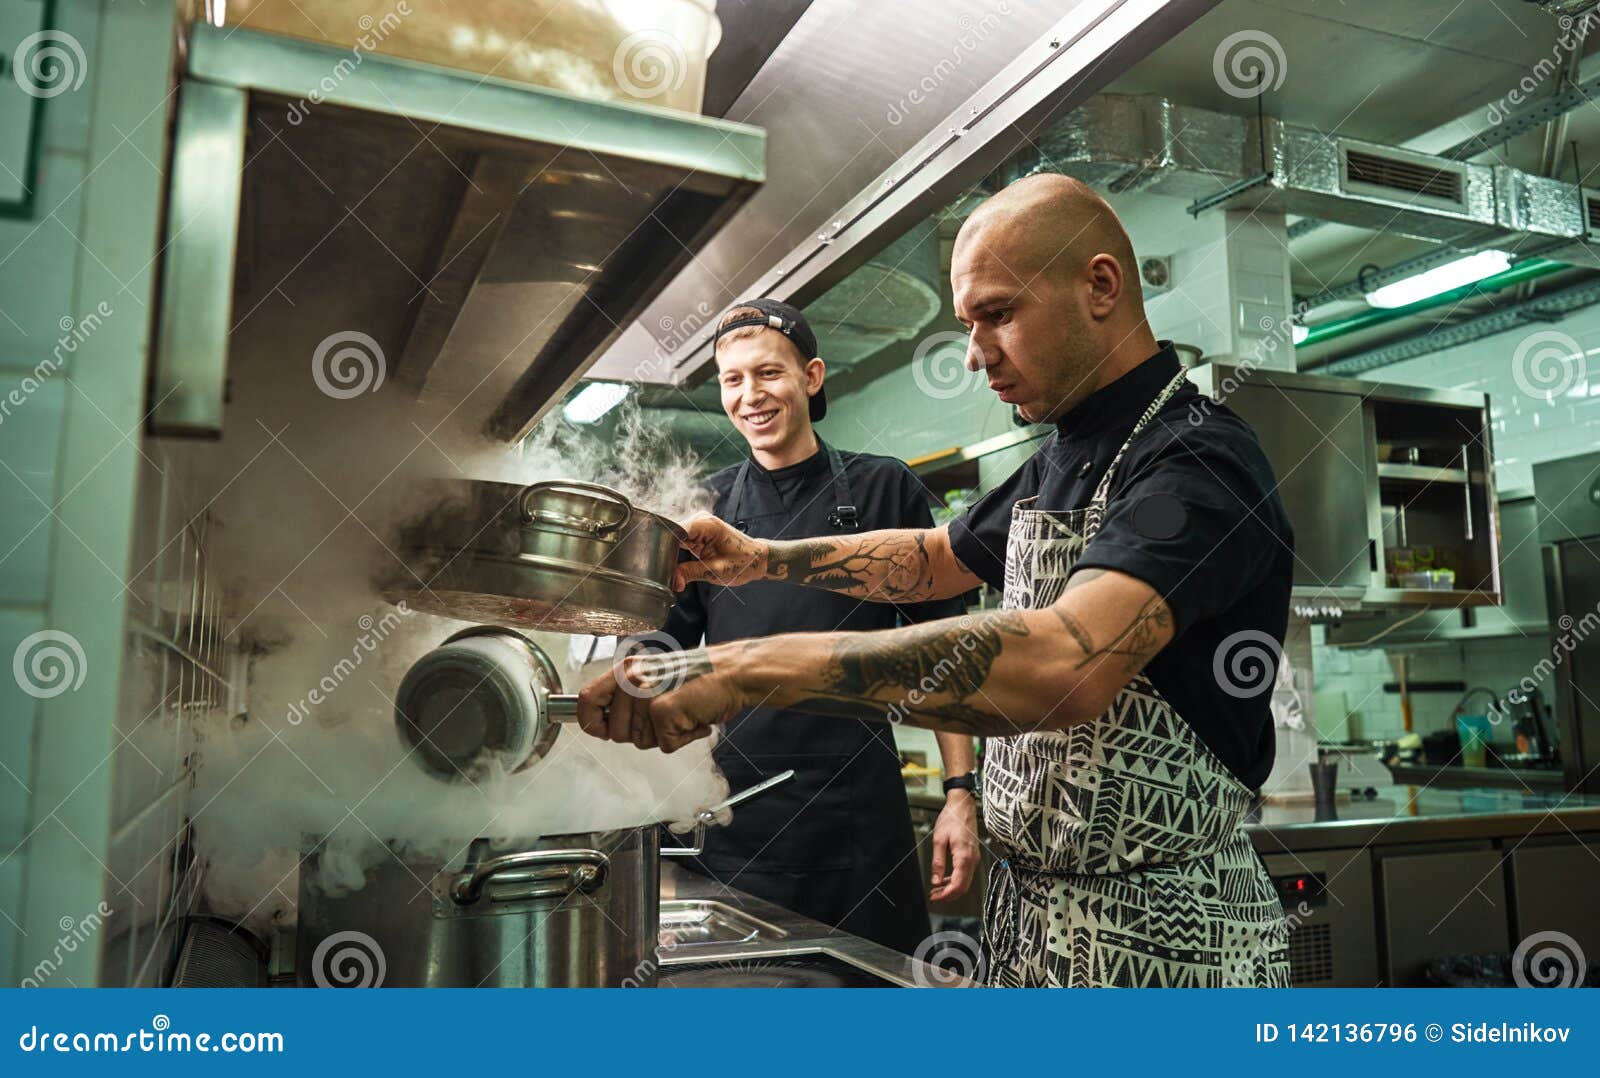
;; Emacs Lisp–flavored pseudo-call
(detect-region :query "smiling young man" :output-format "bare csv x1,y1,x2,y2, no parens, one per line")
579,175,1297,987
651,298,979,956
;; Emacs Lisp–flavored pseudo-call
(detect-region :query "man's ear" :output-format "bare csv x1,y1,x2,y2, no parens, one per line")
804,356,826,395
1085,253,1124,319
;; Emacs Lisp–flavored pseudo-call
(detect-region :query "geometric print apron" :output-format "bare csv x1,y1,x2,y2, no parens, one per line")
980,372,1291,987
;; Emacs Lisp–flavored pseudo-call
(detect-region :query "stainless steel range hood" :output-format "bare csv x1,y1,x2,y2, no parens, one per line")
586,0,1221,388
151,24,764,442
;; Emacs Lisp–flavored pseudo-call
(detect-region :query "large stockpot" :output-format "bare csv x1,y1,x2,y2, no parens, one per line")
297,827,662,989
388,480,689,636
295,773,792,988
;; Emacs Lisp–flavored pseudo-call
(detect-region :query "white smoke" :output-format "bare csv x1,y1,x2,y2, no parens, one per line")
185,358,722,933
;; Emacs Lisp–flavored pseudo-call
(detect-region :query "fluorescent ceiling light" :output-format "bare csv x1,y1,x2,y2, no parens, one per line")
562,382,630,424
1291,324,1308,345
1364,251,1511,309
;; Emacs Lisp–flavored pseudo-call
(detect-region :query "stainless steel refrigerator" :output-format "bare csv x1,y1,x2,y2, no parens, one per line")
1535,452,1600,795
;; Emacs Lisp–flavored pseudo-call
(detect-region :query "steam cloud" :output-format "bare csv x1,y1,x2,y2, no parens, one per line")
184,353,722,933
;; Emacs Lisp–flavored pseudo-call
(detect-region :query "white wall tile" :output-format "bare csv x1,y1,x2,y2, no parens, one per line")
0,608,43,844
0,375,64,604
0,153,89,366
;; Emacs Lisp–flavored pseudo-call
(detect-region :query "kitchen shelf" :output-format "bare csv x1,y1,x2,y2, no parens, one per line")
153,24,765,439
1360,587,1499,608
1375,463,1471,484
1188,363,1500,607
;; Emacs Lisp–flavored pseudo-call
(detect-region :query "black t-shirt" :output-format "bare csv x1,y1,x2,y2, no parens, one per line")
948,344,1293,790
664,443,965,764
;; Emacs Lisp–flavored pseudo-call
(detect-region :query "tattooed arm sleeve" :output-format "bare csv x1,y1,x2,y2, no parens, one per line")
694,567,1179,736
763,524,983,602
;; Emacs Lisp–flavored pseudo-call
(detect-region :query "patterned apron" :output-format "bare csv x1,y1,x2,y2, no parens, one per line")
981,372,1290,988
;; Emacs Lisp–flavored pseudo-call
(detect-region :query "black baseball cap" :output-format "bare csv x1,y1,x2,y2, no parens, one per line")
712,298,826,422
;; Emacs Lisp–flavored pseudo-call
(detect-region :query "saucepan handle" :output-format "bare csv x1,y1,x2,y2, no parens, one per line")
451,848,609,904
518,481,634,539
661,769,796,858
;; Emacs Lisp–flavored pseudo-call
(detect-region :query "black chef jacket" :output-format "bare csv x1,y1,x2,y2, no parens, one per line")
948,343,1294,790
663,442,965,956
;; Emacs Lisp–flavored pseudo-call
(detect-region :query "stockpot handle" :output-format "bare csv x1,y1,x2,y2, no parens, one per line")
518,481,634,539
451,848,609,905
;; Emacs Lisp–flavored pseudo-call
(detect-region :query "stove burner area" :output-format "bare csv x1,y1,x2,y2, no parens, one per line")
657,953,896,988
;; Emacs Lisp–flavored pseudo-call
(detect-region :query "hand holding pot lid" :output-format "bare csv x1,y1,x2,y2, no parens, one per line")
671,512,768,590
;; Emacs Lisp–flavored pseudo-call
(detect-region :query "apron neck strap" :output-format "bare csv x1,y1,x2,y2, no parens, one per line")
1085,370,1189,535
727,438,857,531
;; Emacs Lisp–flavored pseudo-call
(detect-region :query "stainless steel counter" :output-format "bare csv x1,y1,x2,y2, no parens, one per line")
1246,785,1600,854
657,862,969,987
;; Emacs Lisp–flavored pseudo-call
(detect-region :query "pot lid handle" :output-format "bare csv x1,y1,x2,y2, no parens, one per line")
518,480,633,538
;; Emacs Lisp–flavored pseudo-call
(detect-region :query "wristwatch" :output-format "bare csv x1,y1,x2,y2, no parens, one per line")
942,772,978,796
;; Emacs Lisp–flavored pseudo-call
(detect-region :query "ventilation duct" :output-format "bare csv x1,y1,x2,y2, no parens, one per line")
1010,94,1598,264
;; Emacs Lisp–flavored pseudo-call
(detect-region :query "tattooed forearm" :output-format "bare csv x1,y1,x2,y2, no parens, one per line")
1055,593,1172,675
766,531,935,600
762,611,1037,736
830,610,1030,700
702,570,1177,739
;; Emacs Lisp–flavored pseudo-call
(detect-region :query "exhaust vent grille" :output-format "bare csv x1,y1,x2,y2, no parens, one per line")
1341,144,1467,212
1287,922,1336,986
